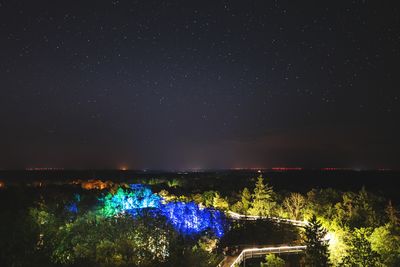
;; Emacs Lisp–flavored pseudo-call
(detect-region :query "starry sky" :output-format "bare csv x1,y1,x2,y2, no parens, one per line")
1,1,400,170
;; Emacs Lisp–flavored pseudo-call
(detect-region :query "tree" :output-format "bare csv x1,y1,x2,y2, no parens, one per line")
333,188,383,229
249,176,275,216
304,215,330,267
202,191,217,207
283,192,305,220
212,192,229,210
369,224,400,266
241,187,251,214
261,253,285,267
167,178,182,188
231,188,252,214
305,188,341,220
342,227,380,267
52,212,175,266
230,201,244,214
386,200,400,226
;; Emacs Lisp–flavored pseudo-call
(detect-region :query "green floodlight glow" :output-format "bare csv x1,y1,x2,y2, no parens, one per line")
100,185,161,217
98,184,226,237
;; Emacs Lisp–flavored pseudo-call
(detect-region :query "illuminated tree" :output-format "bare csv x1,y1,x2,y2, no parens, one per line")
230,201,244,214
342,227,380,267
304,188,341,220
167,178,182,188
191,193,204,205
212,192,229,210
249,176,275,216
369,224,400,266
52,212,175,266
161,201,225,238
241,187,251,214
304,215,330,267
261,253,285,267
100,185,161,217
283,192,306,220
326,226,349,266
202,191,217,207
332,188,384,229
159,189,177,202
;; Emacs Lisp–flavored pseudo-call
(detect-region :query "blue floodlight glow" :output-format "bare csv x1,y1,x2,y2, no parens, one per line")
67,202,78,214
161,201,225,238
66,194,80,214
98,185,226,238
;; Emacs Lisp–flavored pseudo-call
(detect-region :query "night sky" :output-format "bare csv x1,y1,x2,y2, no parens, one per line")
1,1,400,170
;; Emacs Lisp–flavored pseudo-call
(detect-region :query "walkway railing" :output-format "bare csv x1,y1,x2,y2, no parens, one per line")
217,211,308,266
229,245,306,267
226,211,308,227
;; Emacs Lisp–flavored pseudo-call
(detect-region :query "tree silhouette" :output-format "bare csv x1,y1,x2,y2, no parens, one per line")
304,215,330,267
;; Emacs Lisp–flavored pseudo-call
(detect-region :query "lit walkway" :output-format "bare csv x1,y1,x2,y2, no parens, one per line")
219,245,306,267
217,211,308,267
226,211,308,227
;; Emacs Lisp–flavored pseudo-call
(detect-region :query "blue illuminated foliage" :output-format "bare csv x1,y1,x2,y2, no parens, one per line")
67,203,78,213
161,201,225,238
99,185,226,237
66,194,80,213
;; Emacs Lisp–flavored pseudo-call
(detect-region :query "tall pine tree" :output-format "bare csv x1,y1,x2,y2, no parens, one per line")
249,176,275,216
304,215,330,267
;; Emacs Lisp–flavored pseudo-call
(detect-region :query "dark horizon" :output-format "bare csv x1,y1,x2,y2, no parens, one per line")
1,1,399,170
0,167,398,172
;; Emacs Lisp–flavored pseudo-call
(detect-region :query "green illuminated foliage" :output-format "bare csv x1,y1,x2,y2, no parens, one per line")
369,224,400,266
167,178,182,188
261,253,285,267
249,176,275,216
52,212,176,266
202,191,218,207
101,187,127,217
99,186,161,217
325,225,348,266
333,187,384,229
283,192,306,220
231,187,252,214
241,187,251,213
212,192,229,210
342,227,380,267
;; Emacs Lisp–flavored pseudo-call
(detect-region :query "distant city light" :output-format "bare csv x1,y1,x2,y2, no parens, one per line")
271,167,303,171
25,167,64,171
